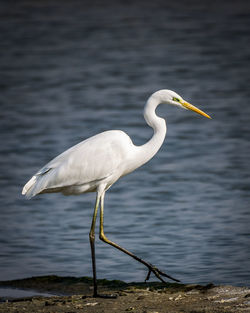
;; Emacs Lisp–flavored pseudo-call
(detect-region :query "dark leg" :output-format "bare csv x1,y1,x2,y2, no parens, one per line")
89,195,100,297
99,193,180,283
89,194,118,298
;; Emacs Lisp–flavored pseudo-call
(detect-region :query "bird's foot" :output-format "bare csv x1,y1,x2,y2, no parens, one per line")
145,264,180,283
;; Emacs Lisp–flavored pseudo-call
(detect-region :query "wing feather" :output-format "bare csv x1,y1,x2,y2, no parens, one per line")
22,130,132,198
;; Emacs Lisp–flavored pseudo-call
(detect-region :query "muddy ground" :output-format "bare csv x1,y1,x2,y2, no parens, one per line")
0,275,249,313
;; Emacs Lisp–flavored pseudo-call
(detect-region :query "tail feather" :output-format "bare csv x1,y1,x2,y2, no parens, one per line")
22,176,38,199
22,166,53,199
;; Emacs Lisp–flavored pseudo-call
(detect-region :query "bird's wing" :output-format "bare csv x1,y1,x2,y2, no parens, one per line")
22,130,132,198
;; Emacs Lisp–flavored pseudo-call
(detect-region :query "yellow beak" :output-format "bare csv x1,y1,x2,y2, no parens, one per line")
181,101,211,119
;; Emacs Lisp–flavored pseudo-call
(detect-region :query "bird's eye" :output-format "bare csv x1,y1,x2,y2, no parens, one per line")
173,97,180,102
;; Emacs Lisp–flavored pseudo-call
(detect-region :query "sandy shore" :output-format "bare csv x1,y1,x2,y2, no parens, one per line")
0,275,249,312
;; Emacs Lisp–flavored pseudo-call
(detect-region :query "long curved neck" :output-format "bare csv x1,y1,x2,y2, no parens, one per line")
133,94,167,169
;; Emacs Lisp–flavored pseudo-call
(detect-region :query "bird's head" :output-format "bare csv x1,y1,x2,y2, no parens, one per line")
153,89,211,119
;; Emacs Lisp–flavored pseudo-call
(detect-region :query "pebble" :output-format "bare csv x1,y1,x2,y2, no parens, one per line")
174,294,182,301
215,297,238,303
169,294,183,301
137,295,146,300
84,302,98,306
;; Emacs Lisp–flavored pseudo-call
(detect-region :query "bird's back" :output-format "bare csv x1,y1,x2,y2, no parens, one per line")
22,130,134,198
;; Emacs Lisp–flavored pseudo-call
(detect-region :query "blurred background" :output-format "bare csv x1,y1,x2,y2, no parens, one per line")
0,0,249,286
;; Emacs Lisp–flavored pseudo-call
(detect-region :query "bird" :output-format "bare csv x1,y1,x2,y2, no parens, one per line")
22,89,211,297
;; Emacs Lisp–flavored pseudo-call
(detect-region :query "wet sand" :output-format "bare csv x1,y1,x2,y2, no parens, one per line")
0,275,249,312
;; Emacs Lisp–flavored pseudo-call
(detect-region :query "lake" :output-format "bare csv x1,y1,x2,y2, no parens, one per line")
0,0,249,287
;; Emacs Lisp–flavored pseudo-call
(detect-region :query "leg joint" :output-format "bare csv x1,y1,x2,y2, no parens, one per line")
89,232,95,241
99,231,108,242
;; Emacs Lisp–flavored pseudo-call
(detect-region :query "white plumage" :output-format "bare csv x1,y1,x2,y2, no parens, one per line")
23,130,135,198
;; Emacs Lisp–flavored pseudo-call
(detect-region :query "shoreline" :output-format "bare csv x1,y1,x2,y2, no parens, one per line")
0,275,249,312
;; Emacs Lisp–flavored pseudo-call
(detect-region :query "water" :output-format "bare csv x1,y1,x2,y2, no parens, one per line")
0,287,54,300
0,0,250,287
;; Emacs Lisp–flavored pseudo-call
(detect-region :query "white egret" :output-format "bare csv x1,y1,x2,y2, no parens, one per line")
22,89,211,297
